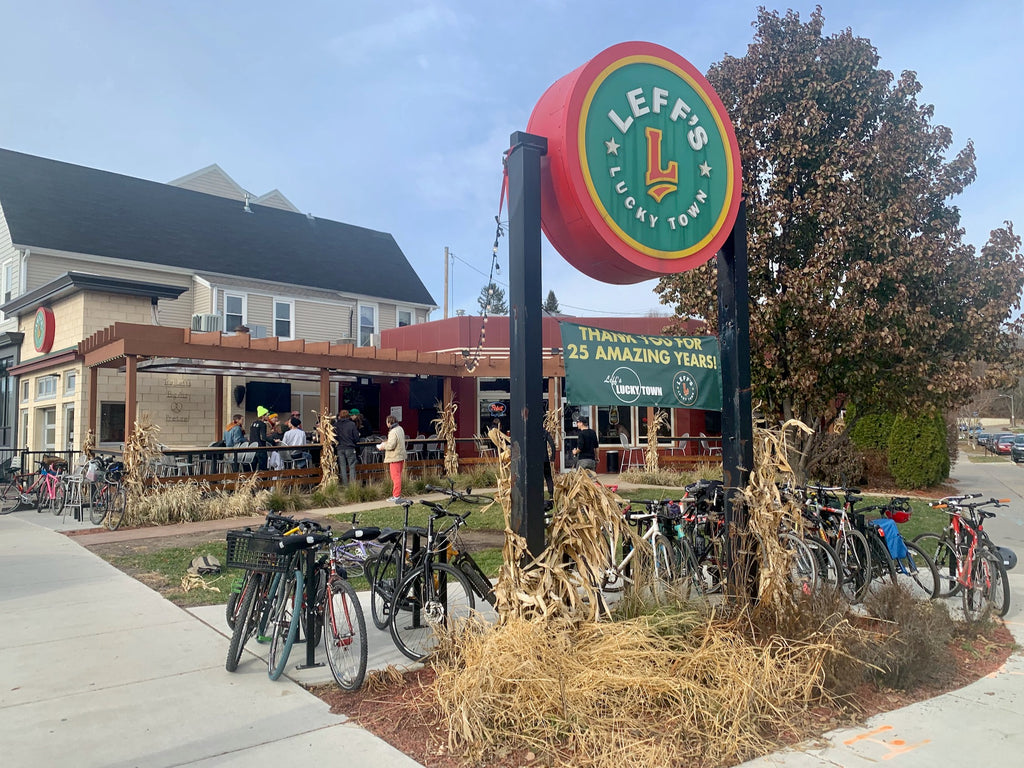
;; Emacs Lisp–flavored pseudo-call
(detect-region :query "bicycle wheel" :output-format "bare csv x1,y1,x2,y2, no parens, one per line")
802,536,841,597
866,528,897,586
36,481,47,513
369,543,402,630
389,562,475,662
652,535,677,593
835,528,871,603
300,565,326,649
780,531,818,599
0,480,21,514
105,486,127,531
53,481,68,517
88,484,107,525
962,556,994,623
891,540,939,600
226,571,266,672
226,571,257,630
452,551,496,606
982,546,1010,617
268,569,303,680
323,577,368,691
457,492,493,505
599,525,631,592
913,533,959,597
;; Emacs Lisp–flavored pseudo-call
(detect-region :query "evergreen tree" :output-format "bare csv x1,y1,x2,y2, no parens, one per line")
542,290,560,313
476,281,508,314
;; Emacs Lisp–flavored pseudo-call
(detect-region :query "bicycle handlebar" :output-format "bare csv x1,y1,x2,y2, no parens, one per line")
277,531,333,556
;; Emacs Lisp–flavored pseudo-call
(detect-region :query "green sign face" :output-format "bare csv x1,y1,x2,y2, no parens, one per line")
560,321,722,411
579,56,740,264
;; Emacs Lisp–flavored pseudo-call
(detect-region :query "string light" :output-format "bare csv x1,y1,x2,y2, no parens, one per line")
463,150,510,373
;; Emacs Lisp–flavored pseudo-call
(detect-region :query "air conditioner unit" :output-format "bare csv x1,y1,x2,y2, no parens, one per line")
190,313,223,332
249,324,268,339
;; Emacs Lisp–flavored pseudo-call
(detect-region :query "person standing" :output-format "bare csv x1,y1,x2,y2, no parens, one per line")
250,406,270,470
377,414,407,501
334,408,360,485
572,416,599,471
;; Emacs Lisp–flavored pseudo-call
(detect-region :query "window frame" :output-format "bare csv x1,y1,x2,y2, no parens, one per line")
358,302,378,346
223,293,247,332
35,375,58,401
396,306,414,328
64,370,77,397
273,298,294,340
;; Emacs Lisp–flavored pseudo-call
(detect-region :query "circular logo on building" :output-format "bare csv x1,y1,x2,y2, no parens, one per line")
528,41,742,283
672,370,699,407
33,306,55,353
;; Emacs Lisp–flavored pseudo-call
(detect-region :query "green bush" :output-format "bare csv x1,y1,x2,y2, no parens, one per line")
887,409,950,489
848,407,896,451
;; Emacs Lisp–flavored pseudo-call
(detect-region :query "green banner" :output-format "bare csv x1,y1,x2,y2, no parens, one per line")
559,322,722,411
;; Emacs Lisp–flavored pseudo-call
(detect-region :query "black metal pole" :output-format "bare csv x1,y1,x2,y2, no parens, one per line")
506,131,548,559
716,198,753,593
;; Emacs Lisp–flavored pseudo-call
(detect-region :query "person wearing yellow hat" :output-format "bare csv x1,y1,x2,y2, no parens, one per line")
249,407,270,470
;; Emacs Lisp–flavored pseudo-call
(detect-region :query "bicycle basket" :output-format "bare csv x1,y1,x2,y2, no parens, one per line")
225,529,291,573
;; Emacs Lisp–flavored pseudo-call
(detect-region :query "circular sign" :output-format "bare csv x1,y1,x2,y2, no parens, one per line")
672,370,699,407
527,41,742,284
33,307,55,353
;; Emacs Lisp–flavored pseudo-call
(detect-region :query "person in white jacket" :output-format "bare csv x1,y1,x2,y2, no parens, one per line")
377,414,407,501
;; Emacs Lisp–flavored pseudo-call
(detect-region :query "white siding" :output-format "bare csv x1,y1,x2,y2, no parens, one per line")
0,200,20,326
294,299,355,342
169,165,246,201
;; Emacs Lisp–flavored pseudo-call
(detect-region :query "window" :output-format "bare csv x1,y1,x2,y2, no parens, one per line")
224,293,245,332
397,307,413,327
358,304,377,346
64,370,77,396
100,402,126,443
3,262,12,303
20,380,29,404
597,405,632,444
40,407,56,451
36,375,58,401
64,404,75,450
274,299,294,339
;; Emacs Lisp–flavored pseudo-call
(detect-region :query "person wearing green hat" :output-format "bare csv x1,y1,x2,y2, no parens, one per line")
249,407,270,470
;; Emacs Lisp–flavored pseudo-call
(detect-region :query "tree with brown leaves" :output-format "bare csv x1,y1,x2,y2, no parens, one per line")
656,7,1023,479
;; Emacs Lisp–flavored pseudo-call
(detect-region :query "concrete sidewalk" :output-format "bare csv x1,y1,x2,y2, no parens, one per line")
0,514,425,768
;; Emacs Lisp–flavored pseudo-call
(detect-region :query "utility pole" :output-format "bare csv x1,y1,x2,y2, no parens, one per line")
443,246,449,320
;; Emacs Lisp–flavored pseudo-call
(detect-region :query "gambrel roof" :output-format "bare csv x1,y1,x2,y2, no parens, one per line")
0,148,436,307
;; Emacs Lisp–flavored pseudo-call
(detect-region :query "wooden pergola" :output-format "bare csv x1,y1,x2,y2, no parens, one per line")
78,322,566,440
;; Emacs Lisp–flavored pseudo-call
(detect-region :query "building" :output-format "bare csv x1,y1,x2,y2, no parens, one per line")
0,148,436,453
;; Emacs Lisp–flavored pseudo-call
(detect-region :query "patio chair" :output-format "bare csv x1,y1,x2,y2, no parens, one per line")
699,433,723,457
619,431,645,471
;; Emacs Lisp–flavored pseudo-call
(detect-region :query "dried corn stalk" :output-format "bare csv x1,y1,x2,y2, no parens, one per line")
82,430,96,459
314,407,338,489
543,405,563,458
644,408,669,472
494,468,637,624
123,413,162,506
742,418,814,622
432,398,459,476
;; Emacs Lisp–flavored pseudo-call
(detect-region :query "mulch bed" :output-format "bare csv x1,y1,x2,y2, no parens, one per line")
307,622,1015,768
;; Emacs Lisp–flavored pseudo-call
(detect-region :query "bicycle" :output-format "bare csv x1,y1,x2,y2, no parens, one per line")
598,498,679,597
37,459,68,515
915,495,1011,621
851,495,939,600
0,460,53,514
426,483,496,605
225,512,301,631
85,457,127,530
427,477,494,505
802,485,872,602
387,499,476,661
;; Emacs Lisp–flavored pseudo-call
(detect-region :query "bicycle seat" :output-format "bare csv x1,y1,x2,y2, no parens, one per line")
277,532,332,556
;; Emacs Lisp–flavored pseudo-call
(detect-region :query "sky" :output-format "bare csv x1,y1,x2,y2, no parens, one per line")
1,0,1021,320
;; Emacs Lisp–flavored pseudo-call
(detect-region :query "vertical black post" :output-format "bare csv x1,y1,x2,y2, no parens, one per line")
716,199,753,591
506,131,548,559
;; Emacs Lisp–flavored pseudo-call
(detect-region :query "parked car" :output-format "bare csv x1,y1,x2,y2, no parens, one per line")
996,433,1016,455
1011,435,1024,463
976,432,992,449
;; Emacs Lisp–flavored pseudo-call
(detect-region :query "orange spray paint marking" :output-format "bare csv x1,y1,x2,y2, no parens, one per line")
843,724,930,760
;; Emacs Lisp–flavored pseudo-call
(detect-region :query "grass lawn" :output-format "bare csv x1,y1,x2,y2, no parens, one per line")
101,542,238,608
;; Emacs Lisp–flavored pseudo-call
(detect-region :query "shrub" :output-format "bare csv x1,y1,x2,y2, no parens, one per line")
848,408,895,451
888,409,950,489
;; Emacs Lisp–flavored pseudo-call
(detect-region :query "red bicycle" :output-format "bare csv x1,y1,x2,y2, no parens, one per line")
0,459,65,515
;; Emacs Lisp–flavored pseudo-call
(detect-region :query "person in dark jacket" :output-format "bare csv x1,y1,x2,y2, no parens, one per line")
249,406,270,470
572,416,599,471
334,409,360,485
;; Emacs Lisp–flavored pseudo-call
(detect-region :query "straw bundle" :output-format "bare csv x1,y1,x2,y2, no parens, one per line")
82,429,96,459
123,413,162,505
432,609,838,768
431,399,459,476
314,407,338,490
543,406,562,457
